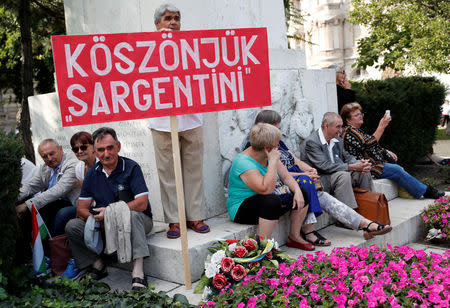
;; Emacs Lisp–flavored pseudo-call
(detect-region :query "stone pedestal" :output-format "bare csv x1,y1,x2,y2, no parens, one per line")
29,0,335,223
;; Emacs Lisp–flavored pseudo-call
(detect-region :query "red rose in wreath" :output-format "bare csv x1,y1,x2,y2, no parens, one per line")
230,264,247,281
212,273,228,289
243,238,258,251
233,246,248,258
221,257,235,272
248,261,260,269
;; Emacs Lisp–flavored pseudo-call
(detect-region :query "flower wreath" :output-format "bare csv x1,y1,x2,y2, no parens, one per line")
194,235,295,299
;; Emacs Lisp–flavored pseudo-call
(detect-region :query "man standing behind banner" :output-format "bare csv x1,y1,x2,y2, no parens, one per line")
149,3,210,239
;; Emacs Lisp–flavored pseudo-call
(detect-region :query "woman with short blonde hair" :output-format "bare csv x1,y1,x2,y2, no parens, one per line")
249,122,282,151
227,123,314,250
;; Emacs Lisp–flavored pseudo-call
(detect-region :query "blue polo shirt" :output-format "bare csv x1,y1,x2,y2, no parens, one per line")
79,156,152,217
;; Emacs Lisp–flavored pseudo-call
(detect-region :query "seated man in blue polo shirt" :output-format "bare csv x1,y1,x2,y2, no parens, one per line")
65,127,153,290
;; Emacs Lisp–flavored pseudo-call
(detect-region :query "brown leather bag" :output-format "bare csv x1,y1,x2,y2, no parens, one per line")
353,188,391,225
48,234,72,275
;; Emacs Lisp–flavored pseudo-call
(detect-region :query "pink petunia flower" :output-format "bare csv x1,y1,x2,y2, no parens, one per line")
388,295,401,308
247,296,257,308
309,283,319,293
310,292,321,301
268,278,279,289
292,275,302,286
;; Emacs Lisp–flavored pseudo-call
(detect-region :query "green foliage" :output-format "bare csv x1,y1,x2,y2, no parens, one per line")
436,128,450,141
0,0,65,101
0,130,23,279
351,76,445,169
284,0,307,46
438,165,450,185
349,0,450,73
0,7,21,102
420,176,440,188
1,274,193,307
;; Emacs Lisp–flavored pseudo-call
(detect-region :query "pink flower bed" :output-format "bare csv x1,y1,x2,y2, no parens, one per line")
201,244,449,307
422,195,450,240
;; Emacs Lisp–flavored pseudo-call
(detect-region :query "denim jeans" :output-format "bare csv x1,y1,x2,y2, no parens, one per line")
380,163,427,199
53,205,77,236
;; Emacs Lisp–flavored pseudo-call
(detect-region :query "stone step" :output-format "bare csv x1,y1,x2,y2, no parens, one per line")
281,195,433,259
373,178,398,201
140,195,430,284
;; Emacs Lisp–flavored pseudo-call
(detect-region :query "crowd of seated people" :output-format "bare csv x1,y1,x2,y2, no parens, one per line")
16,105,445,288
249,110,392,244
15,60,444,288
16,105,443,280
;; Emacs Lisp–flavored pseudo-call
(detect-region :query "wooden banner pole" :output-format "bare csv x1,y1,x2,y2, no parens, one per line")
170,115,192,289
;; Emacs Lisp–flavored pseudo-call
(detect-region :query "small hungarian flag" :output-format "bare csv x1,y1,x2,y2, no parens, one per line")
31,203,51,275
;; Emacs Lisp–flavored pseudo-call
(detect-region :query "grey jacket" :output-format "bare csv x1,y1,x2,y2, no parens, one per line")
19,153,81,210
104,201,131,264
300,129,358,191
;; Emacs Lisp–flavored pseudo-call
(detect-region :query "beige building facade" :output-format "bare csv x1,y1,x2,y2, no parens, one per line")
287,0,381,81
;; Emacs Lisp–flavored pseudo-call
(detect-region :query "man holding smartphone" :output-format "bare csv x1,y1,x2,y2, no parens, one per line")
65,127,153,290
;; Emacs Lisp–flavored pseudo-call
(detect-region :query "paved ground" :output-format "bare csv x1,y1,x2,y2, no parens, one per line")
434,140,450,158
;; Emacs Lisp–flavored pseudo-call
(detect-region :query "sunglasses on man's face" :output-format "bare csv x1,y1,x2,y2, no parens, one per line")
72,145,89,153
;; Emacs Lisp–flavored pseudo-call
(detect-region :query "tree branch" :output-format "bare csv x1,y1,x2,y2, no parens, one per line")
31,0,64,21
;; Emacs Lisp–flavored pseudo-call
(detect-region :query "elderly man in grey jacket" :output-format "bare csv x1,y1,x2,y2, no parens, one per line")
300,112,373,209
16,139,80,260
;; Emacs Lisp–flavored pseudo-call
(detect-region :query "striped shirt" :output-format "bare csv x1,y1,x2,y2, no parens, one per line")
341,125,387,178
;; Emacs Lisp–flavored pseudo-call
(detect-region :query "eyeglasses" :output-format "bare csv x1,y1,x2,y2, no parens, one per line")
72,145,89,153
337,70,345,74
353,112,364,118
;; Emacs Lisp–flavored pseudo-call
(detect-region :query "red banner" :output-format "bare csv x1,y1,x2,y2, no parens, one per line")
52,28,271,127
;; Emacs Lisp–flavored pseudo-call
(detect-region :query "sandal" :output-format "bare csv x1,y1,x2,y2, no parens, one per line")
187,220,210,233
131,276,147,291
362,222,392,240
302,230,331,246
167,223,180,239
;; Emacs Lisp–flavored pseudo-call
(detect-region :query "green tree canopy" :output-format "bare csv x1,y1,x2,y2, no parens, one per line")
0,0,65,161
349,0,450,74
0,0,65,103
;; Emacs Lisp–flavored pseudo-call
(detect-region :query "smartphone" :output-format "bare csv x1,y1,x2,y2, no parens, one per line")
89,208,100,215
385,110,391,118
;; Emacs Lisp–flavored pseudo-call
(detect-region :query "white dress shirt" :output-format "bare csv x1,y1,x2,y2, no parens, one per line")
318,128,339,163
148,114,203,132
